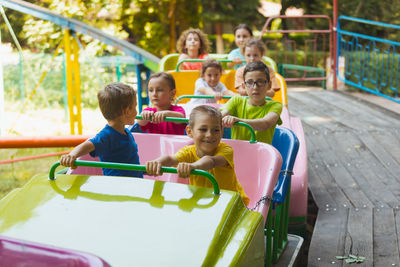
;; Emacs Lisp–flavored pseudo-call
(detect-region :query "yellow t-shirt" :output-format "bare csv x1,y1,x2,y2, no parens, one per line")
174,142,250,206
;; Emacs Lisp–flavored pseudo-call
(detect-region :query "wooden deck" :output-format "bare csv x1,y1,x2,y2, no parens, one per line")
287,89,400,267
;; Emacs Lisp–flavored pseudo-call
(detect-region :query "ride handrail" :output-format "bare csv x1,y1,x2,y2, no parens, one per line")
174,95,273,104
135,115,257,143
49,160,220,195
175,59,232,71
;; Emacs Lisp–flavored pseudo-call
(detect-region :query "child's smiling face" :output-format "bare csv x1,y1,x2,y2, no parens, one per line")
203,67,222,88
187,113,222,157
244,45,263,64
235,28,252,48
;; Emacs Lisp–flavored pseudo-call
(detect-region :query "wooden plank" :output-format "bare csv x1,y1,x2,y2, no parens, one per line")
358,133,400,184
307,162,336,209
289,91,365,131
330,131,399,207
373,208,400,266
313,90,400,129
304,125,352,208
308,207,348,267
395,209,400,259
371,130,400,165
313,131,373,208
344,207,373,267
287,94,340,132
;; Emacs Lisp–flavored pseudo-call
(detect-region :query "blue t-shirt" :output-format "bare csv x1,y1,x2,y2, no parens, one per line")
89,124,143,178
227,48,246,70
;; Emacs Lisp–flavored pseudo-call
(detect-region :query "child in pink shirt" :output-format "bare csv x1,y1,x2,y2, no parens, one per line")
138,72,187,135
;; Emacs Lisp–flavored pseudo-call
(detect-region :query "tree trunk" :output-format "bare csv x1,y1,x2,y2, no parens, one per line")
168,0,177,53
215,22,224,54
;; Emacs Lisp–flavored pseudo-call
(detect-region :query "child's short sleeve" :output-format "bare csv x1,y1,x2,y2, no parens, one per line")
223,95,241,116
217,82,228,93
171,105,186,116
174,145,196,163
194,78,205,90
215,143,234,168
89,132,110,158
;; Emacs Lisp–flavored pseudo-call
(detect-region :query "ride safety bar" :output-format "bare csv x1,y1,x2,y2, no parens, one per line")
49,160,220,195
175,59,232,71
135,115,257,143
174,95,273,104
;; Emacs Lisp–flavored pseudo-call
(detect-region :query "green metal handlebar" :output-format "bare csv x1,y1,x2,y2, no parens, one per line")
175,58,232,71
174,95,232,104
135,115,257,143
174,95,273,104
49,160,220,195
135,115,187,124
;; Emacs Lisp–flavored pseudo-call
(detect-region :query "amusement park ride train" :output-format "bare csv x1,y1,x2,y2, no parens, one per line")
0,1,308,266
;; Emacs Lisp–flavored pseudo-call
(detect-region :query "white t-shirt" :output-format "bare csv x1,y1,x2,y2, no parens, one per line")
189,77,228,104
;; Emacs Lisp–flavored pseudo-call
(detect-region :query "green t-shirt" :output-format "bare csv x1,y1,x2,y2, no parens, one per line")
223,95,282,144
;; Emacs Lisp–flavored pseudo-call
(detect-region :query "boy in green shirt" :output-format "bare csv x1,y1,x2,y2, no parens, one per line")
222,61,282,144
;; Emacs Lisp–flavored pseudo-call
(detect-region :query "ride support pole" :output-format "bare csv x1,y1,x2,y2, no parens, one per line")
64,29,83,135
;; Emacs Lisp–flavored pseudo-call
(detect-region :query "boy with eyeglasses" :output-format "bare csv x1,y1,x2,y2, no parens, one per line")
222,61,282,144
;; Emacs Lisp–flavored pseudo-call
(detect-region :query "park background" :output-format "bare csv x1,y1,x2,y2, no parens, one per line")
1,0,399,197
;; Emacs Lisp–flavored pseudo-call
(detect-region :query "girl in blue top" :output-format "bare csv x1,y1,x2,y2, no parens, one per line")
227,24,253,70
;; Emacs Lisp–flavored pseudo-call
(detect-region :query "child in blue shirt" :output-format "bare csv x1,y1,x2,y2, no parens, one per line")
227,24,253,70
60,82,143,178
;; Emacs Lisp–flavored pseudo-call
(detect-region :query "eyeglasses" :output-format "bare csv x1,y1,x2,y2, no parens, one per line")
244,79,268,88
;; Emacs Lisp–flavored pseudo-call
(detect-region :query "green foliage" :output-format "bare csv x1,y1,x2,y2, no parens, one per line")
344,50,399,97
0,148,68,200
4,51,137,109
304,0,400,40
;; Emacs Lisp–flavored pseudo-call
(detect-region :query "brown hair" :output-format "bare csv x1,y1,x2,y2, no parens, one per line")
243,61,271,83
234,24,253,37
242,38,266,56
200,59,223,77
97,82,136,121
148,72,176,90
189,105,222,128
177,28,210,55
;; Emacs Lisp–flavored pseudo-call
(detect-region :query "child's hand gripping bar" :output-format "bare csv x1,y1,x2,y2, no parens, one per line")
135,116,257,143
175,58,232,72
49,161,220,195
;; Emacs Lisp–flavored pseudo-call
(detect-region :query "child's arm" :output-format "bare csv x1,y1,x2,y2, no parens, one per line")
146,155,179,176
178,54,189,70
227,57,243,68
177,155,227,178
223,89,237,97
60,140,95,169
222,112,280,131
197,87,224,101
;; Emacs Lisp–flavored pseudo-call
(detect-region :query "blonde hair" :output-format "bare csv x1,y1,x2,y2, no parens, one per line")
189,105,222,128
177,28,210,55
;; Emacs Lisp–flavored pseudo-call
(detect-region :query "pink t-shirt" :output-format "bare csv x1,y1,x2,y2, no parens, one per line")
182,54,208,70
140,105,186,135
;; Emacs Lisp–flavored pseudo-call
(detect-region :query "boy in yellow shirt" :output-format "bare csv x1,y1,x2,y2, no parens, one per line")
146,105,250,206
